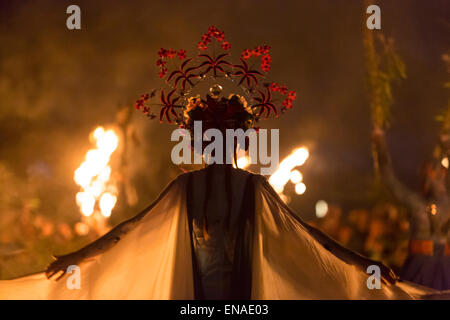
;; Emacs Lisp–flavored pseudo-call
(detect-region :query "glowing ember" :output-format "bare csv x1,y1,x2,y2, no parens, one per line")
430,203,437,215
442,157,449,169
74,126,119,218
99,192,117,218
75,222,90,236
295,182,306,195
315,200,328,218
76,191,95,217
235,155,251,169
269,147,309,202
290,170,303,184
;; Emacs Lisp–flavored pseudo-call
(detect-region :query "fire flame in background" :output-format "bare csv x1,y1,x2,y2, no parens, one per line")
236,147,309,203
74,126,119,219
269,147,309,203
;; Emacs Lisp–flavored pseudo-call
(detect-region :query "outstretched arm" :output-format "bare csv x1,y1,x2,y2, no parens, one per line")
263,179,398,285
46,178,178,280
293,215,397,284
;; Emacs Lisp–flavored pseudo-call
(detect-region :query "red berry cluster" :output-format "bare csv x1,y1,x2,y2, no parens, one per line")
156,48,187,78
197,26,231,51
177,49,187,59
269,83,297,109
221,41,231,50
135,94,150,114
241,45,271,72
261,54,271,72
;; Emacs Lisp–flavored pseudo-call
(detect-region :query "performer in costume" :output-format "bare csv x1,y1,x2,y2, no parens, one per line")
0,26,440,299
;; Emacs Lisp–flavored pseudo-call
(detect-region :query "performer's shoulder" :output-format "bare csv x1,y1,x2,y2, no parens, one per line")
171,166,268,184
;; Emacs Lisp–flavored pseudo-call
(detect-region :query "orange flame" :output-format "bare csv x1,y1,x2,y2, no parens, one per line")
269,147,309,202
74,126,119,218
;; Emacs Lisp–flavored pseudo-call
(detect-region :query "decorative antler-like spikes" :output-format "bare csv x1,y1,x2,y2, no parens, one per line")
166,58,200,91
233,58,264,87
159,89,181,123
197,53,232,77
137,26,296,125
157,48,187,78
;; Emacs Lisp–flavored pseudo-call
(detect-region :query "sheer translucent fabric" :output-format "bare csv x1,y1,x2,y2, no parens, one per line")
0,175,193,299
251,176,432,299
0,170,434,299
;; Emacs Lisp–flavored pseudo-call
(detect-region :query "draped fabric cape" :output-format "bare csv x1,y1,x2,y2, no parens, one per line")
0,169,435,299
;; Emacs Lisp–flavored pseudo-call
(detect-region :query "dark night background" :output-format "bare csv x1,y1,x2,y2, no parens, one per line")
0,0,448,235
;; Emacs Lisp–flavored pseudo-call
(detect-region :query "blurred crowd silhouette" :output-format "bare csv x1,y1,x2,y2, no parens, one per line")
310,202,411,273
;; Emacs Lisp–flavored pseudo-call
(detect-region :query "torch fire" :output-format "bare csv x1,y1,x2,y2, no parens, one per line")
269,147,309,203
235,146,309,203
74,126,119,223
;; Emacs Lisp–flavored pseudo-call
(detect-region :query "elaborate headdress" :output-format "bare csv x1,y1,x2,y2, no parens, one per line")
135,26,297,132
